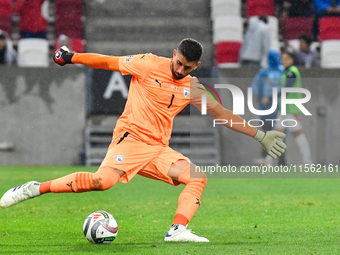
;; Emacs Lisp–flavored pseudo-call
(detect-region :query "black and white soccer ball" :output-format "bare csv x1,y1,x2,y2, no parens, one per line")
83,211,118,244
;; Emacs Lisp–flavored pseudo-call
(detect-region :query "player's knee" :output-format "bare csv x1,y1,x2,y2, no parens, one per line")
178,166,207,188
91,175,114,191
92,167,120,191
195,174,207,188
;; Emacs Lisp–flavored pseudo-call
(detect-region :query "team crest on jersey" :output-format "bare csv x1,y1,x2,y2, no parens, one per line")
124,55,134,62
183,88,190,98
115,155,124,163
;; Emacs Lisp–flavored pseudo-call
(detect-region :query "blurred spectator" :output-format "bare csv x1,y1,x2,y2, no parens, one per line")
314,0,340,15
0,32,17,65
240,16,271,66
287,34,319,67
313,0,340,40
280,0,314,32
251,50,284,164
57,34,71,49
13,0,47,39
265,51,312,165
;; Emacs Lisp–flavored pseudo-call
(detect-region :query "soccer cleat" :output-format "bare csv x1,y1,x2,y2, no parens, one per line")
164,224,209,242
0,181,40,208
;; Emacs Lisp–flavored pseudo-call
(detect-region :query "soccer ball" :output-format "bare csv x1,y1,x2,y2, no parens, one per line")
83,211,118,244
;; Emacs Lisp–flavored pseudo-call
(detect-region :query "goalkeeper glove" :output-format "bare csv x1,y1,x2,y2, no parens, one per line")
53,46,74,66
254,130,287,159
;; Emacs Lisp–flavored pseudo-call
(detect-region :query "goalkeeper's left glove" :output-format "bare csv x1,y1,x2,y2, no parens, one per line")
253,130,287,159
53,46,74,66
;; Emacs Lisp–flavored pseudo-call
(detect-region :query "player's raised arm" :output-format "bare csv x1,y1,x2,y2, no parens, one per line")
53,46,120,71
191,80,287,159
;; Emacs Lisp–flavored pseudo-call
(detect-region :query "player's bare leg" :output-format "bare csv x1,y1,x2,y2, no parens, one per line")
0,167,124,208
164,160,209,242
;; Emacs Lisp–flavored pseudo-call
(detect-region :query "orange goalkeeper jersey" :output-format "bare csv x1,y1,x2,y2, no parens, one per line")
72,52,257,145
116,54,193,145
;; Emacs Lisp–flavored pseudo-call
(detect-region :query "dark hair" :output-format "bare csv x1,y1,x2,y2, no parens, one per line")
0,34,6,40
282,50,295,61
298,34,313,46
177,38,203,63
259,16,268,24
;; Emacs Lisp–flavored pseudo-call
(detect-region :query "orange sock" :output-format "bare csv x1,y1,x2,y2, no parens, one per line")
39,181,52,194
49,166,120,193
172,165,207,225
173,213,189,226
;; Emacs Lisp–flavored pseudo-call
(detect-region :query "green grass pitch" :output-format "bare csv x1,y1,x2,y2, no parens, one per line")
0,166,340,254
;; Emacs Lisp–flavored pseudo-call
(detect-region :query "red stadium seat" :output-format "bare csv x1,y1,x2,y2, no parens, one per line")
215,41,242,65
55,15,83,39
319,17,340,42
246,0,274,18
284,17,313,40
54,38,85,53
55,0,83,15
0,16,11,35
0,0,12,35
0,0,12,17
70,38,85,53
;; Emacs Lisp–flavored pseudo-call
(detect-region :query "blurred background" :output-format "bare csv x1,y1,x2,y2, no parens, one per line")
0,0,339,167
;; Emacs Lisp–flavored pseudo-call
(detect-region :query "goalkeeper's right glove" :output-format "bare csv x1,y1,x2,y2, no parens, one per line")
253,130,287,159
53,46,74,66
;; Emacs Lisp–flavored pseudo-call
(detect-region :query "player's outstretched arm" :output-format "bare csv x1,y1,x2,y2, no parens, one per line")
53,46,120,71
206,103,287,159
190,79,287,158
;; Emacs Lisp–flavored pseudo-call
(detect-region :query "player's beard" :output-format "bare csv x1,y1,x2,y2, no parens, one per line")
171,61,185,80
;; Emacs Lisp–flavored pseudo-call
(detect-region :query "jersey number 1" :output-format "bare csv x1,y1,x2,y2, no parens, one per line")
167,94,175,108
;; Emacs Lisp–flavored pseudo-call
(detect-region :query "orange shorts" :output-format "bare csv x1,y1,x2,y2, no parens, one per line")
100,131,189,186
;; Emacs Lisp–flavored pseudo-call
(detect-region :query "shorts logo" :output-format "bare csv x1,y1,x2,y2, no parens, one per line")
124,55,134,62
183,88,190,98
115,155,124,163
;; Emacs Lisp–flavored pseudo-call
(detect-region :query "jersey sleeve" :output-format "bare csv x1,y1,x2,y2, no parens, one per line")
190,78,217,111
118,54,154,80
190,77,257,137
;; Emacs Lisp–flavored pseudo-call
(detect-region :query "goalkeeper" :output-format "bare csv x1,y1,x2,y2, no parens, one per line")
0,38,286,242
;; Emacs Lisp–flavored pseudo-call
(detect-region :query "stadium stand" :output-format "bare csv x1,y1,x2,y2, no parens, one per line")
211,0,241,18
0,0,12,36
320,40,340,68
54,37,85,53
249,16,279,42
213,16,243,43
288,39,319,52
246,0,275,18
319,17,340,42
215,41,242,67
55,15,83,39
55,0,83,15
211,1,242,67
84,0,213,66
284,17,313,40
0,16,11,36
17,38,49,67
